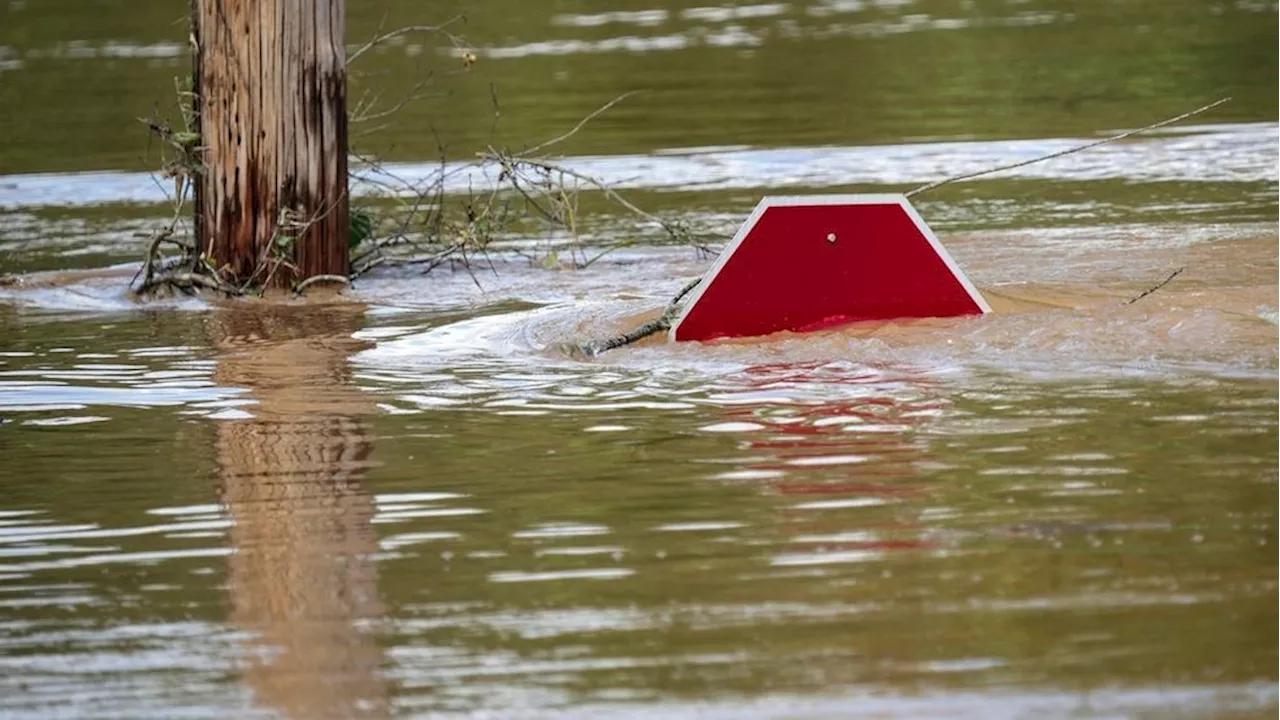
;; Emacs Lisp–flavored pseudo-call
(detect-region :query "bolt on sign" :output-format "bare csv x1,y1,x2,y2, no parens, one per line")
668,195,991,342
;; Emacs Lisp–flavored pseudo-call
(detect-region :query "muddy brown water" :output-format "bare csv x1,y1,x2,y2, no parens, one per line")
0,1,1277,718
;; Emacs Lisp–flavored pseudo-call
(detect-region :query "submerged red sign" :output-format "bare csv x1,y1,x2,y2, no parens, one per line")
669,195,990,342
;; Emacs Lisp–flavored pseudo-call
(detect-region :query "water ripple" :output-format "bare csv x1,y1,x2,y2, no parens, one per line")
2,123,1273,209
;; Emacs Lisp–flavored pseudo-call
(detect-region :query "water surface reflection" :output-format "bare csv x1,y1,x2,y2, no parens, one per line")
211,303,388,719
0,0,1273,714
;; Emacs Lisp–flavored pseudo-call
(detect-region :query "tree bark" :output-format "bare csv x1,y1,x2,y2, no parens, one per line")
193,0,349,287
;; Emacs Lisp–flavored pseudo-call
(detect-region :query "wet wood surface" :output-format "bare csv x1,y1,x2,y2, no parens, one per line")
193,0,349,285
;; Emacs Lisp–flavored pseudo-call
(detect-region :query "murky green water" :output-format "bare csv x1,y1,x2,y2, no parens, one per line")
0,1,1277,718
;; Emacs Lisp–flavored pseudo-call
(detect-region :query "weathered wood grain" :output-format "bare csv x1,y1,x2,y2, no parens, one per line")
194,0,349,286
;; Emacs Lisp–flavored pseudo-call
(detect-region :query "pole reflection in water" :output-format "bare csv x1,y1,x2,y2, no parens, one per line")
210,303,387,719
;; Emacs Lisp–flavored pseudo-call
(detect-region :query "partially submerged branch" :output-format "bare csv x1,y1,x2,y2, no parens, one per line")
580,98,1232,354
573,277,702,357
134,16,1226,348
137,270,244,297
1126,267,1184,305
349,89,715,278
294,274,353,295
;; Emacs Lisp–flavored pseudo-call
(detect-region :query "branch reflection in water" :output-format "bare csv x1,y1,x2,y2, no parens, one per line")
210,302,387,719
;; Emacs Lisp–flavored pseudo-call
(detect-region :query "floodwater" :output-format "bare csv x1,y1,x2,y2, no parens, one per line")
0,1,1277,718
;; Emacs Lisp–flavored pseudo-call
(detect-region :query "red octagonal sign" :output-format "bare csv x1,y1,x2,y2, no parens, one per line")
669,194,990,342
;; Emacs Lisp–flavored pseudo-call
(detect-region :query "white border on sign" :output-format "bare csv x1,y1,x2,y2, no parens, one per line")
666,194,992,342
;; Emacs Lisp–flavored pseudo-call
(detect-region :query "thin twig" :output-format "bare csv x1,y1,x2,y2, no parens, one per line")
347,15,465,65
578,240,637,268
356,242,464,277
487,82,502,141
518,90,643,157
351,74,438,125
487,152,688,243
1125,267,1184,305
905,97,1231,197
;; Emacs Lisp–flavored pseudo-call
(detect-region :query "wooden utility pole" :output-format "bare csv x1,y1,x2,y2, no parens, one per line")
192,0,349,286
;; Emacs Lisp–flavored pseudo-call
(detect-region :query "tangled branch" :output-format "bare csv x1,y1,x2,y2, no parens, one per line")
349,89,716,278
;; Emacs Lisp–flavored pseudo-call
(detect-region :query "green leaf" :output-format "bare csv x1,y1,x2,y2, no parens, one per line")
349,210,374,249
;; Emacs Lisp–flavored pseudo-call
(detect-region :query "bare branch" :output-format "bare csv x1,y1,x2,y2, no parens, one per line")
518,90,643,157
348,15,465,65
295,274,353,294
574,277,702,356
351,75,437,124
906,97,1231,197
485,151,688,243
